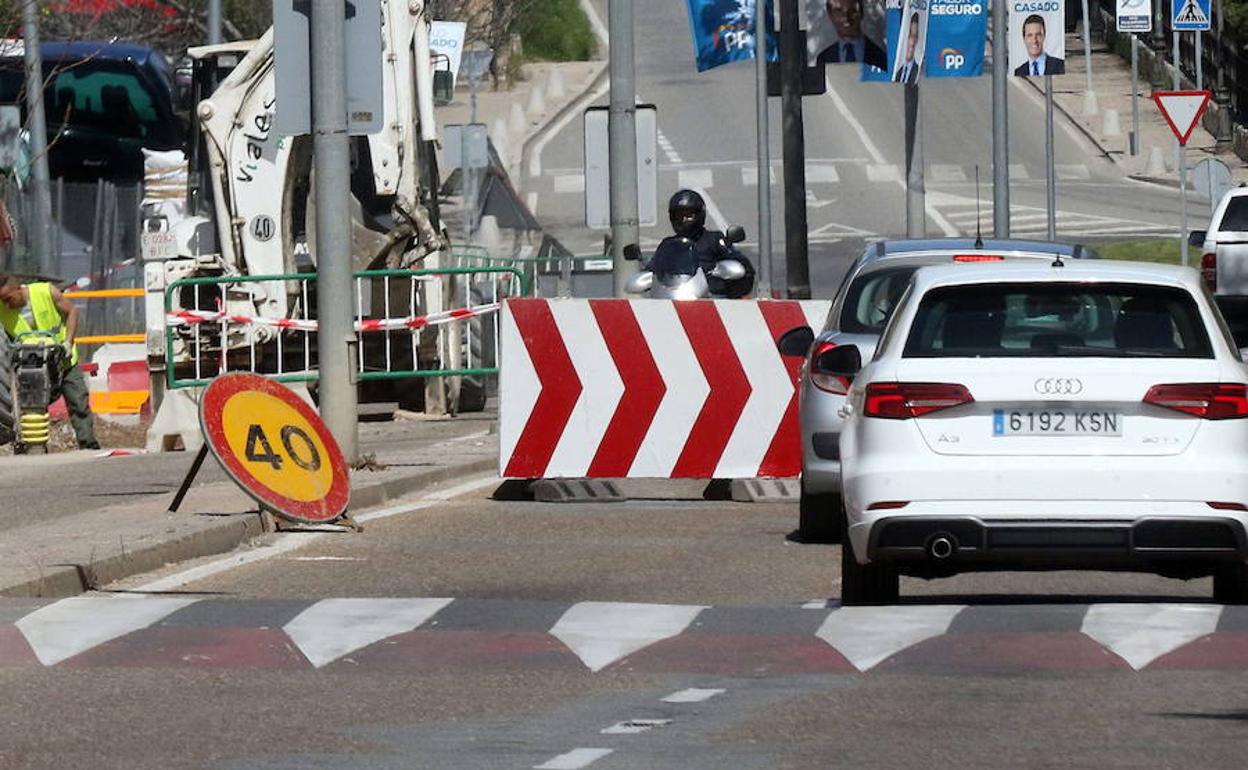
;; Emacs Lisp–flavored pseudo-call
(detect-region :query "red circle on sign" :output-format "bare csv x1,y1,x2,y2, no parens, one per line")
200,373,351,523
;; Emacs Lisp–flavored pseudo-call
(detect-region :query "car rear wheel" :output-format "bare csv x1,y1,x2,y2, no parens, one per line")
1213,563,1248,604
799,486,843,543
840,510,899,606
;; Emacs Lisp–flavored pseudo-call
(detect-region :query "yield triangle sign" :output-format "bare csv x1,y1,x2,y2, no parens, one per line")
1152,90,1213,145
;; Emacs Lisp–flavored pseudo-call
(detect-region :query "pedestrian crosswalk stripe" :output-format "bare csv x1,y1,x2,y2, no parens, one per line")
807,164,841,184
677,168,713,190
741,165,778,186
866,164,901,182
553,174,585,194
1009,163,1030,180
931,164,968,183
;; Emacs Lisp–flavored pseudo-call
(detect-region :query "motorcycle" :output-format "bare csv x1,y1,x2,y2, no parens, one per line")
625,225,750,300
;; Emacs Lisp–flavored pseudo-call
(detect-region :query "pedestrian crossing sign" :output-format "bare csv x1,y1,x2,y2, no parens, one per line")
1173,0,1211,31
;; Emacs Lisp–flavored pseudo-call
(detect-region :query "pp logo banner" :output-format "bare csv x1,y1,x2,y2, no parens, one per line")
924,0,985,77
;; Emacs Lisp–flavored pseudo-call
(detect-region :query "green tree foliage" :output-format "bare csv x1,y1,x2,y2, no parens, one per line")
514,0,595,62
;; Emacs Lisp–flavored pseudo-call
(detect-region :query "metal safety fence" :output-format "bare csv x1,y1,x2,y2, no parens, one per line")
163,265,526,391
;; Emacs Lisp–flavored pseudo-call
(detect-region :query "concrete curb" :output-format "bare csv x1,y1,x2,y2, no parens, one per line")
0,456,499,598
1019,75,1116,163
519,61,608,179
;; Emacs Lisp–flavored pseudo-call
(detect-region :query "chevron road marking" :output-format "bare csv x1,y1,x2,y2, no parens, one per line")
284,598,454,668
550,601,706,672
816,604,966,672
1081,603,1223,670
17,595,199,666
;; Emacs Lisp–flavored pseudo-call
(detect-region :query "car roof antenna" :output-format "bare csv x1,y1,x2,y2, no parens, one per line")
974,165,984,249
1052,250,1065,268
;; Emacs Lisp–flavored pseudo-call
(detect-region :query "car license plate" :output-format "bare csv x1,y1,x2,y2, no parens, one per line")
992,409,1122,436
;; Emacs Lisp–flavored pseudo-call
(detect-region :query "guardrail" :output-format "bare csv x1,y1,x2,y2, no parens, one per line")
163,265,526,390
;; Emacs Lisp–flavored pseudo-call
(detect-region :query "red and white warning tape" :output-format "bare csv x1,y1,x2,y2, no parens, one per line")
166,303,500,332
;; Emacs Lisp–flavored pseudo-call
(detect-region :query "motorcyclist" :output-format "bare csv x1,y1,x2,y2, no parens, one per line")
648,190,755,299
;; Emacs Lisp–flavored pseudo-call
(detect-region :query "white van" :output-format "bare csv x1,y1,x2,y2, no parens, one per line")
1191,186,1248,343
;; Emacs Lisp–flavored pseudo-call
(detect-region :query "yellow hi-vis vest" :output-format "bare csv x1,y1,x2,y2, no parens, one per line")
0,282,77,366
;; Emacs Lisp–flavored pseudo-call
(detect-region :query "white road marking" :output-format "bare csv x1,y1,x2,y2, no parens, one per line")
823,81,958,235
553,173,586,194
601,718,672,734
692,185,729,231
866,164,901,183
931,164,968,183
817,604,965,672
1057,164,1092,180
550,601,706,672
1081,603,1223,670
741,164,778,186
662,688,725,703
287,556,364,562
677,168,714,190
535,748,614,770
656,130,683,165
17,595,199,666
284,598,453,668
130,475,499,593
806,164,840,184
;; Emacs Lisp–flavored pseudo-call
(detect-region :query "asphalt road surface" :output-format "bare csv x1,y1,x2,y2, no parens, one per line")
3,482,1246,769
526,0,1190,296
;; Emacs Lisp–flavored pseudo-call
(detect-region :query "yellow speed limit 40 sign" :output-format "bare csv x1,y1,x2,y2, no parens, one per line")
200,374,350,523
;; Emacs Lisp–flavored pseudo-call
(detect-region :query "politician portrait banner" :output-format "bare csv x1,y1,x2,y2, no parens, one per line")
806,0,890,75
1009,0,1066,77
685,0,779,72
890,0,928,83
924,0,987,77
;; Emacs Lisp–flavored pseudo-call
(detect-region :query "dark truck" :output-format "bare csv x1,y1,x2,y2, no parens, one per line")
0,40,184,183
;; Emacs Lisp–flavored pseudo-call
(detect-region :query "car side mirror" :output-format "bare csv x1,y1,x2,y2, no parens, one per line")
623,243,641,261
777,325,815,357
724,224,746,245
815,344,862,377
1189,230,1208,247
625,271,653,294
711,259,746,281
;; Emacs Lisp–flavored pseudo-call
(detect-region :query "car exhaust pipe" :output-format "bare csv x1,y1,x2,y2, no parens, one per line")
927,533,957,561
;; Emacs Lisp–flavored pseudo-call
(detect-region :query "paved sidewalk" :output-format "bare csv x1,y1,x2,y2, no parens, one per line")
1046,31,1247,187
0,413,498,597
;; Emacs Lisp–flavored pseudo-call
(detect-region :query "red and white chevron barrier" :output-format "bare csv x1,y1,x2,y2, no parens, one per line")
166,303,499,332
500,298,832,479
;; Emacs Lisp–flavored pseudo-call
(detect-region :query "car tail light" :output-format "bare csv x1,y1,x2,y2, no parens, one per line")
863,382,974,419
810,341,851,395
1207,501,1248,511
952,254,1004,262
1143,383,1248,419
1201,252,1217,292
867,500,910,510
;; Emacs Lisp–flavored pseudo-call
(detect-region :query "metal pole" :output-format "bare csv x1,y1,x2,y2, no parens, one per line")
1180,142,1189,266
311,0,359,462
780,0,810,298
992,0,1010,238
1131,35,1140,155
1081,0,1094,99
608,0,639,299
905,83,926,238
754,0,772,298
207,0,223,45
1196,32,1203,91
20,0,53,277
1045,75,1057,240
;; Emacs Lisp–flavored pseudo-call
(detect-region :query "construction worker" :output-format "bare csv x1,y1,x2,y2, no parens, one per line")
0,272,99,450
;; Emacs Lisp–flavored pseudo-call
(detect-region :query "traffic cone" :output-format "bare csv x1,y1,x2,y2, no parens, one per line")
526,79,547,122
508,102,526,134
1102,109,1121,137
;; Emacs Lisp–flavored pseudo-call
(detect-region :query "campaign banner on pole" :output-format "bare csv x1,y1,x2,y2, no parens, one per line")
1172,0,1211,31
806,0,890,75
1009,1,1067,77
925,0,987,77
685,0,779,72
1116,0,1152,32
890,0,928,82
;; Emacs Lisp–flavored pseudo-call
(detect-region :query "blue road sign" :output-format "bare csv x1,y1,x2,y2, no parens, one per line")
1173,0,1211,31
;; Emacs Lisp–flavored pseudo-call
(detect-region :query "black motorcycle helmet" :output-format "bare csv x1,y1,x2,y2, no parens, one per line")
668,189,706,238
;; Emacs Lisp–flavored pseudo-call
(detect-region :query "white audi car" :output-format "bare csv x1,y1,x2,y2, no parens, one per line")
832,259,1248,605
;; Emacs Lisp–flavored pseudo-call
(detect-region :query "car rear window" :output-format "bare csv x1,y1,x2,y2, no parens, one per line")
839,266,918,334
903,282,1214,359
1217,196,1248,232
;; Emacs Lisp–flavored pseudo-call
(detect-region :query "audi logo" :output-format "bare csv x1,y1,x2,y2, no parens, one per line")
1034,377,1084,395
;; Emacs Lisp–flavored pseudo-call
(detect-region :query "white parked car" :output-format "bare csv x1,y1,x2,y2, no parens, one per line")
1192,185,1248,343
830,259,1248,605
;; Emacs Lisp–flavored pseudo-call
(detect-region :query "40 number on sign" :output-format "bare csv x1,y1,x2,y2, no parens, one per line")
196,373,351,524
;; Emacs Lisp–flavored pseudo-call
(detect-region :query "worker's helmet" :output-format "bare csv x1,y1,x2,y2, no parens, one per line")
668,189,706,238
